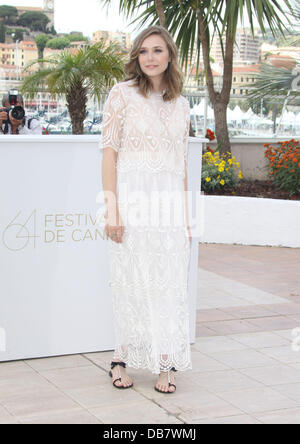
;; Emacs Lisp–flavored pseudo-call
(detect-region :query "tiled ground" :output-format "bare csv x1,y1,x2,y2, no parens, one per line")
1,243,299,424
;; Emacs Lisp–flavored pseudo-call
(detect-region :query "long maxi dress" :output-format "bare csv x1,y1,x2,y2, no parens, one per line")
100,79,192,374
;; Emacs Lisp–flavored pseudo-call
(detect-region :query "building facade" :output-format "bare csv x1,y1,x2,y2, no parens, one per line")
210,29,260,64
231,65,260,96
261,43,300,65
92,30,131,50
0,41,37,69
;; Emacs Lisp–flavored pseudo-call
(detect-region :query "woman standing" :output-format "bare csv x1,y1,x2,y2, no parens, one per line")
101,25,192,394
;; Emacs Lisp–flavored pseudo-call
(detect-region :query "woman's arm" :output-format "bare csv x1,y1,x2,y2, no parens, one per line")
102,147,117,219
100,84,125,243
184,160,192,244
183,100,192,244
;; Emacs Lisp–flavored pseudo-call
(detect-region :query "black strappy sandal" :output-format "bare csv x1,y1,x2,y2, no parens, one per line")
154,367,177,393
109,361,133,389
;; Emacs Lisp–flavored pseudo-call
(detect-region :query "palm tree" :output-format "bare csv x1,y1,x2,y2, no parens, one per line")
21,41,125,134
248,63,300,133
102,0,293,154
249,64,300,102
35,34,49,59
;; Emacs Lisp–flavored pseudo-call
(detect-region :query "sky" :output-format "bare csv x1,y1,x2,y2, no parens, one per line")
4,0,141,38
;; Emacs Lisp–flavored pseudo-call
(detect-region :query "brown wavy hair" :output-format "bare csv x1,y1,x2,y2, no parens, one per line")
123,26,183,102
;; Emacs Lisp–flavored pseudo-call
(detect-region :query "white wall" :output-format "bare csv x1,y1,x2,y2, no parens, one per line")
200,195,300,248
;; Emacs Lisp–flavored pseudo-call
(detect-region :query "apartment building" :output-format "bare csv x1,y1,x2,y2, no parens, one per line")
0,63,27,97
0,41,38,70
187,65,222,90
70,41,89,51
211,29,260,64
261,43,300,64
231,64,261,95
92,30,131,50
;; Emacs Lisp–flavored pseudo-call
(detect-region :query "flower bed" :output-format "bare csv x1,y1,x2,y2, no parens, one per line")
204,179,300,200
202,138,300,201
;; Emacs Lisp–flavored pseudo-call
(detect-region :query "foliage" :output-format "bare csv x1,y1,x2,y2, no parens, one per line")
248,63,300,123
0,22,5,42
202,147,243,193
249,64,300,102
0,5,18,24
264,140,300,197
47,25,57,35
35,34,49,58
17,11,50,32
46,37,71,50
65,33,89,42
12,28,24,42
103,0,292,75
21,41,125,134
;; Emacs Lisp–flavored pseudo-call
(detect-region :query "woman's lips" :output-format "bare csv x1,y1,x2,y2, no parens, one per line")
146,65,158,69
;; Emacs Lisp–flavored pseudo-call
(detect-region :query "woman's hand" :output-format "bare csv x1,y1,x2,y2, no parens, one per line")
105,208,125,243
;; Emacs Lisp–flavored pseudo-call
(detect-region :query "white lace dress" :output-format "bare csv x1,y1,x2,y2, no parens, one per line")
99,79,192,374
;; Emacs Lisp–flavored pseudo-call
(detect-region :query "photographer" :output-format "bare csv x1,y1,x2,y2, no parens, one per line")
0,92,42,135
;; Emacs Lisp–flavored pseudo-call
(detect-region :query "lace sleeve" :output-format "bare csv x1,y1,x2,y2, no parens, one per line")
99,83,126,153
183,99,190,162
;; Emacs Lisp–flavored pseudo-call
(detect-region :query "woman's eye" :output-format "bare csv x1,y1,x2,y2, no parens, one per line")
139,49,162,54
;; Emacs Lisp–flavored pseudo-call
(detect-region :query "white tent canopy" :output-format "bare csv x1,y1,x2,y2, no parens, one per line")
191,99,214,119
190,97,300,135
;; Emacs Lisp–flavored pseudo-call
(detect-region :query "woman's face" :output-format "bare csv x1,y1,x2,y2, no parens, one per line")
138,34,170,81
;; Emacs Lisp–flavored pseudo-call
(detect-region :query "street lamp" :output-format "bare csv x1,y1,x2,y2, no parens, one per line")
11,34,20,81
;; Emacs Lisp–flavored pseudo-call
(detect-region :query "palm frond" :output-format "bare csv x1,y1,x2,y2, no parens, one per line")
248,63,300,102
21,40,125,102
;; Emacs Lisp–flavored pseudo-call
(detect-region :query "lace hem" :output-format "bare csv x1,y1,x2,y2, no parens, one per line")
112,344,193,374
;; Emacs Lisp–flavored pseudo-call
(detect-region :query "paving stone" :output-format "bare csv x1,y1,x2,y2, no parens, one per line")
217,387,298,414
228,332,290,349
254,408,300,424
239,364,300,386
19,408,102,424
25,354,92,372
